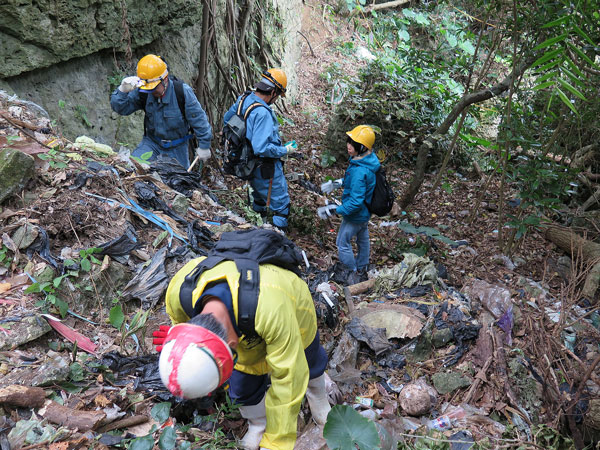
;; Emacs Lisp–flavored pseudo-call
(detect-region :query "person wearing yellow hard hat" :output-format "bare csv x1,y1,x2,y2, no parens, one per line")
153,255,331,450
110,54,212,169
317,125,380,284
222,68,298,231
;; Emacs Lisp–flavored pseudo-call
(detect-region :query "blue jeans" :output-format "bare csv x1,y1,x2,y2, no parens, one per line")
131,136,190,168
227,331,328,406
336,219,370,271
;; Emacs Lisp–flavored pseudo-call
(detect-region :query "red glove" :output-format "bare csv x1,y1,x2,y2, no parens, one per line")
152,325,171,352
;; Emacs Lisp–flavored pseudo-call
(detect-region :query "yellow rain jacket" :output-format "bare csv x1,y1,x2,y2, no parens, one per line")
165,258,318,450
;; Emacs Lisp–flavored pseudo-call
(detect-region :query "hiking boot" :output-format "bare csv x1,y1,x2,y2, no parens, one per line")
346,271,361,286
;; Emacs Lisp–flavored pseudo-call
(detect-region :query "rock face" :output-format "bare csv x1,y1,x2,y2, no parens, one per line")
0,0,301,149
0,148,35,204
0,0,201,78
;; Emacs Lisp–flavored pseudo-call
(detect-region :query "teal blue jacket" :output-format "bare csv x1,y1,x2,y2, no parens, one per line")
336,151,380,223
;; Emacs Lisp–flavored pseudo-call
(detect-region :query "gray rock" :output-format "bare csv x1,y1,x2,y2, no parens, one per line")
0,314,51,351
432,371,471,395
30,351,70,386
171,193,190,216
432,327,454,348
11,223,39,249
0,149,34,204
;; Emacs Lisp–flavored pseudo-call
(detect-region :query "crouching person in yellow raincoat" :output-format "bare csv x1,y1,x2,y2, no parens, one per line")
154,257,331,450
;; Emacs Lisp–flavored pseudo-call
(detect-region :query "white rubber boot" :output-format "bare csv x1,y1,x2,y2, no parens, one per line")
239,396,267,450
306,374,332,425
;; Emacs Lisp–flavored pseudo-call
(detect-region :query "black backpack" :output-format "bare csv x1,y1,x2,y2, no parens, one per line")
221,91,267,180
367,168,395,216
178,229,303,340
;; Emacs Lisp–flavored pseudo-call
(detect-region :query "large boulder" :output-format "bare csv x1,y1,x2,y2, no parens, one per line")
0,0,202,78
0,148,34,204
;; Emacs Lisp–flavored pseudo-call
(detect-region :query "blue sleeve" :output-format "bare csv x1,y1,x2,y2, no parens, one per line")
182,84,212,148
110,89,144,116
337,169,368,216
247,108,287,159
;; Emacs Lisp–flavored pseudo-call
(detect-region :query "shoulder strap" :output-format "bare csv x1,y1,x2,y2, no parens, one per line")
236,91,268,121
178,255,261,339
172,79,186,120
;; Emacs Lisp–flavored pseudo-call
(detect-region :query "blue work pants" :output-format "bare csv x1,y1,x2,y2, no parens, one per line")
228,332,327,406
250,161,290,229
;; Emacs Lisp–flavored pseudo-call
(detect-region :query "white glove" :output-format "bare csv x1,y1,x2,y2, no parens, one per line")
321,178,343,194
284,140,297,152
317,204,338,219
118,76,142,93
195,148,211,161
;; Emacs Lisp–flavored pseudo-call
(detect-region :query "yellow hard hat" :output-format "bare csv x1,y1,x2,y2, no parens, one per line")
258,68,287,97
137,54,168,91
346,125,375,150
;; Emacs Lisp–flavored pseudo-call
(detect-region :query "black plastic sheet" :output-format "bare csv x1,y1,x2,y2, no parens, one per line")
121,247,170,309
346,317,393,355
96,225,141,264
25,226,59,269
134,181,187,224
151,156,209,197
186,220,214,254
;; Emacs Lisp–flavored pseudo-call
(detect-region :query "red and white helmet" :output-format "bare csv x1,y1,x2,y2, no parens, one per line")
159,323,234,399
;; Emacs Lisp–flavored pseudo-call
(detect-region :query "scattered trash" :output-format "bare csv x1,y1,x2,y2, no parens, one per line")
375,254,438,294
121,247,171,309
346,317,393,355
96,225,141,264
151,157,209,197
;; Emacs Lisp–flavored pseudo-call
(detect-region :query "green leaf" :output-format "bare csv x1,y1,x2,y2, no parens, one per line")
541,16,570,28
532,48,563,68
25,283,42,293
128,435,155,450
70,362,84,382
533,81,554,90
323,405,380,450
535,70,558,84
567,43,597,67
572,24,595,46
151,402,172,425
109,304,125,329
158,427,177,450
556,88,578,115
56,298,69,318
533,33,568,51
80,258,91,272
557,78,586,101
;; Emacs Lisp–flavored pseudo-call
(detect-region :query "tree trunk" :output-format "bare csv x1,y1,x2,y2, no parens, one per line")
399,56,537,208
544,225,600,300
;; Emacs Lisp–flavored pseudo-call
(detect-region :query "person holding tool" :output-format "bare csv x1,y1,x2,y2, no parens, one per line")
317,125,380,284
110,54,212,169
223,68,299,231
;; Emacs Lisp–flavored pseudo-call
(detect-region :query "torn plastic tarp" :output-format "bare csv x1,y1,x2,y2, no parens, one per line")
96,225,141,264
434,302,481,366
151,156,210,197
121,247,170,309
355,304,424,340
187,220,214,254
25,226,59,268
375,253,438,294
98,351,217,412
134,181,187,224
85,191,187,245
346,317,393,355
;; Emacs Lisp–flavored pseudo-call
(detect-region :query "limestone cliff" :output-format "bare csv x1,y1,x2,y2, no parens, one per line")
0,0,301,149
